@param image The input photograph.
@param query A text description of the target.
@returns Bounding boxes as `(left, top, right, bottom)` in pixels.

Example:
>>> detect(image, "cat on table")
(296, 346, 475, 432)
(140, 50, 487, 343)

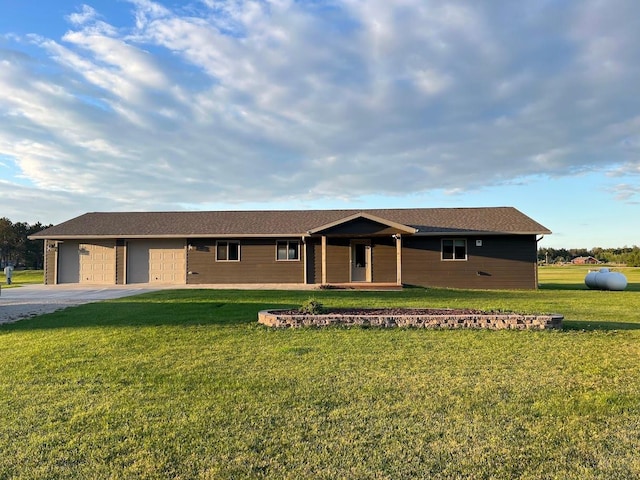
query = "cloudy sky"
(1, 0, 639, 248)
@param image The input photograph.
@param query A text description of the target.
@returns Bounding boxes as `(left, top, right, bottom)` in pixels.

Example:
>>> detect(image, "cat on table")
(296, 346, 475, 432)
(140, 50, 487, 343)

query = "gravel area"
(0, 303, 77, 324)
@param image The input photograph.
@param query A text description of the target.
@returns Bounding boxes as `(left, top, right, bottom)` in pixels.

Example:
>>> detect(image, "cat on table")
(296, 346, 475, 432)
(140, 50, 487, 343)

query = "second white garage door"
(126, 240, 186, 284)
(79, 242, 116, 284)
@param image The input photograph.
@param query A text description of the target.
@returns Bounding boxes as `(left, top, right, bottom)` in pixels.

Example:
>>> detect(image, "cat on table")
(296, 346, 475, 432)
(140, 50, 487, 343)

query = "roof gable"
(308, 212, 417, 235)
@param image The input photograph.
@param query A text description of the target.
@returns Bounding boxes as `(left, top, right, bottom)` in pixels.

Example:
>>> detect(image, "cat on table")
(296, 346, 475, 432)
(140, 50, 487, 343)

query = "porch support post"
(395, 234, 402, 286)
(321, 235, 327, 284)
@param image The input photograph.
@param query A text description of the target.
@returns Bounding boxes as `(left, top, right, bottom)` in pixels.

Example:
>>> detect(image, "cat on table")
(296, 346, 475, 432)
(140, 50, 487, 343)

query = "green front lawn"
(1, 269, 44, 288)
(1, 270, 639, 478)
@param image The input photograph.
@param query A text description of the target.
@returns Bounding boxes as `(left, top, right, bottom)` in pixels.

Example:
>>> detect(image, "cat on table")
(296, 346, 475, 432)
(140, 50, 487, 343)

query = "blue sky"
(1, 0, 639, 249)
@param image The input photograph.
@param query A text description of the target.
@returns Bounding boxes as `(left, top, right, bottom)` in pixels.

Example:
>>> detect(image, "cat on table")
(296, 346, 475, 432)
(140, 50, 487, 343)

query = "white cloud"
(67, 5, 99, 26)
(0, 0, 639, 224)
(609, 183, 640, 204)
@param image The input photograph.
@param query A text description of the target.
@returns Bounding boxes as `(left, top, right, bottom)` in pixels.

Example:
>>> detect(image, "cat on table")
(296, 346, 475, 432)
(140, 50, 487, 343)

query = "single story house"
(29, 207, 551, 290)
(571, 256, 599, 265)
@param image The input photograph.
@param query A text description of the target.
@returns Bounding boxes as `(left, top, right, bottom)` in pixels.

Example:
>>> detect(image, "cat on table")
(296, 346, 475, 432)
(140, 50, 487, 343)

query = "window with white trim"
(216, 241, 240, 261)
(442, 239, 467, 261)
(276, 240, 300, 261)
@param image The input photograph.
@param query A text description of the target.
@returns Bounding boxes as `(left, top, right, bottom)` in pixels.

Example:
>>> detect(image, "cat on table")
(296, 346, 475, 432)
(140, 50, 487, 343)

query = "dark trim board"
(34, 207, 550, 290)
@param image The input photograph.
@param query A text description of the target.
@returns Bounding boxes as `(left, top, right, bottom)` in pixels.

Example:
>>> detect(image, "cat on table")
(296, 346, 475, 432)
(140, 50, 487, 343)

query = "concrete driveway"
(0, 284, 161, 325)
(0, 282, 319, 325)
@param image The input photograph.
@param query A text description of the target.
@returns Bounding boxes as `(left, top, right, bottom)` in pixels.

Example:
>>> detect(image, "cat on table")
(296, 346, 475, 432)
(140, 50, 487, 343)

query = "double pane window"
(216, 241, 240, 261)
(276, 241, 299, 261)
(442, 239, 467, 261)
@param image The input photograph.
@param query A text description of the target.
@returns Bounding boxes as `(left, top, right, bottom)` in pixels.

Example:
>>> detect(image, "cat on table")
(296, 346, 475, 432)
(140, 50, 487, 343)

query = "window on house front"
(276, 240, 300, 261)
(216, 241, 240, 261)
(442, 239, 467, 261)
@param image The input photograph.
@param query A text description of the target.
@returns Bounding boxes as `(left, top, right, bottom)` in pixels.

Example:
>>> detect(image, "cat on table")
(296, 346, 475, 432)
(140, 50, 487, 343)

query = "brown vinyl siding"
(115, 240, 126, 285)
(187, 238, 303, 284)
(305, 238, 322, 284)
(325, 239, 350, 283)
(44, 240, 56, 285)
(402, 235, 539, 289)
(313, 239, 323, 284)
(371, 238, 397, 283)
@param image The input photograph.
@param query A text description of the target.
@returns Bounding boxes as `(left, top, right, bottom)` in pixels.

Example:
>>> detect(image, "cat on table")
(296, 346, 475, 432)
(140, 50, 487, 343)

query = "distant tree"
(0, 218, 50, 269)
(537, 247, 549, 263)
(591, 247, 604, 262)
(26, 222, 48, 269)
(569, 248, 589, 258)
(626, 247, 640, 267)
(538, 245, 640, 266)
(0, 217, 18, 267)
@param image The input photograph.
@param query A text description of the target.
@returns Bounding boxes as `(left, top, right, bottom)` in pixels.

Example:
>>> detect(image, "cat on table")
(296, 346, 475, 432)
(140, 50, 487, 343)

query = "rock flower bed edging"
(258, 309, 563, 330)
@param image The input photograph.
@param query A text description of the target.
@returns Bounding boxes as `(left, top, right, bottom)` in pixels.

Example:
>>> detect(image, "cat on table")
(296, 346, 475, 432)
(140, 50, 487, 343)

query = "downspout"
(302, 236, 307, 285)
(535, 235, 545, 289)
(55, 241, 60, 285)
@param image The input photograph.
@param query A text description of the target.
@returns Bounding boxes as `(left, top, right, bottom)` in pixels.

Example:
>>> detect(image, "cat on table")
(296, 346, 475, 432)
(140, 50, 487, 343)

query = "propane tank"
(585, 268, 627, 291)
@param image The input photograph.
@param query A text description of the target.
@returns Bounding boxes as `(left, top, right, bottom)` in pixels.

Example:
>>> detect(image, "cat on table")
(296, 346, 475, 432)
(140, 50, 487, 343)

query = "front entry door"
(351, 241, 371, 282)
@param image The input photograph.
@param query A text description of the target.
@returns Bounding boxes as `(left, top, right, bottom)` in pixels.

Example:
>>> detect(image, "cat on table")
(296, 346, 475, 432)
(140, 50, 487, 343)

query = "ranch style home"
(30, 207, 551, 290)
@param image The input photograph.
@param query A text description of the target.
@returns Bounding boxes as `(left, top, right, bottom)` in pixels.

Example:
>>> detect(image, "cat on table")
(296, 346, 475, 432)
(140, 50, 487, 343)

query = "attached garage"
(126, 239, 186, 284)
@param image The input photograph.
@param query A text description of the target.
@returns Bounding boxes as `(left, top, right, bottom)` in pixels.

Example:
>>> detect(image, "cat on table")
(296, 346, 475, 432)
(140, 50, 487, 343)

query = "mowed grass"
(1, 268, 640, 478)
(539, 264, 640, 291)
(1, 269, 44, 288)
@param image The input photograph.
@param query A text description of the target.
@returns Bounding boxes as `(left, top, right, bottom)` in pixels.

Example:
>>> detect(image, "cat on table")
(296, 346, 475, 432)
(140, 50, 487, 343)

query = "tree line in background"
(0, 218, 51, 269)
(538, 246, 640, 267)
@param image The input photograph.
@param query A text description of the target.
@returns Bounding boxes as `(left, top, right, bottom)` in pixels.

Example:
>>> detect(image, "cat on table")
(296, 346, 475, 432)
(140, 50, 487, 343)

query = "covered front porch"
(303, 212, 417, 287)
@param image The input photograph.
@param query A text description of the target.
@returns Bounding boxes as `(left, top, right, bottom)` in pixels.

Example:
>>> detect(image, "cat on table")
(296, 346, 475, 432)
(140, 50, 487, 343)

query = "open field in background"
(0, 269, 44, 288)
(539, 264, 640, 291)
(1, 266, 640, 478)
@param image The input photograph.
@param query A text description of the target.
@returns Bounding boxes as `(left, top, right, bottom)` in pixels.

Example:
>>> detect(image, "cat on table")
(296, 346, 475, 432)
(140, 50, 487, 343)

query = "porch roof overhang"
(306, 212, 418, 236)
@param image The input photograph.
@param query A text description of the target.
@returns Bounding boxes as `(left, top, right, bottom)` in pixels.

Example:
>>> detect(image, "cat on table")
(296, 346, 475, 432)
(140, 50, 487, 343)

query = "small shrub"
(299, 298, 324, 315)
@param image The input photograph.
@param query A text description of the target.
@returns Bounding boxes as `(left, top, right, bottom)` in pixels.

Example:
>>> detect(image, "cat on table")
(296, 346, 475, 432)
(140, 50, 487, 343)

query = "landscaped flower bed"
(258, 308, 563, 330)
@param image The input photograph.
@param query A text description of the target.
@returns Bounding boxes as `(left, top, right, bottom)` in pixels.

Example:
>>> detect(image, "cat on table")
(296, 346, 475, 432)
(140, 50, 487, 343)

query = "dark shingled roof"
(30, 207, 551, 239)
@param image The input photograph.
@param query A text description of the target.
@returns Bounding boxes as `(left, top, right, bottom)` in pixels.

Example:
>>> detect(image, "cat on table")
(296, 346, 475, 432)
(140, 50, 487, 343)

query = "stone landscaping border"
(258, 310, 563, 330)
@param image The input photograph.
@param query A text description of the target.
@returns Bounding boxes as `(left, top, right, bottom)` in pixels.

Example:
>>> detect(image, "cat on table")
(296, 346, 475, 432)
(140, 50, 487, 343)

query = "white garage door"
(127, 240, 186, 284)
(79, 242, 116, 284)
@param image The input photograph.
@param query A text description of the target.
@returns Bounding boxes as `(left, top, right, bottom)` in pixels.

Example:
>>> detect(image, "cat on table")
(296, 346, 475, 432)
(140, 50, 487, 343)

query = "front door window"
(351, 241, 371, 282)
